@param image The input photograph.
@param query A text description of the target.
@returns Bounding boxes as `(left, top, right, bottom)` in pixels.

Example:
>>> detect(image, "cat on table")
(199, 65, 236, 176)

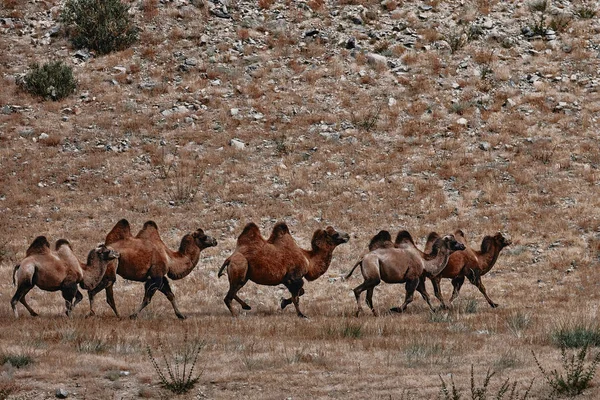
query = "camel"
(87, 219, 217, 319)
(11, 236, 119, 318)
(429, 230, 511, 309)
(345, 230, 464, 316)
(217, 222, 349, 318)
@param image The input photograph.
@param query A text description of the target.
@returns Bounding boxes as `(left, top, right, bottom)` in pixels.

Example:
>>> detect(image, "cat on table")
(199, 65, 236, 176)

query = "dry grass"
(2, 0, 600, 398)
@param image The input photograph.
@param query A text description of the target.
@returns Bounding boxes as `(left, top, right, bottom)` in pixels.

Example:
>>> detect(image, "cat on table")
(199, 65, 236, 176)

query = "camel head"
(90, 243, 120, 263)
(441, 234, 466, 252)
(495, 232, 512, 248)
(480, 232, 512, 254)
(192, 229, 218, 250)
(313, 226, 350, 249)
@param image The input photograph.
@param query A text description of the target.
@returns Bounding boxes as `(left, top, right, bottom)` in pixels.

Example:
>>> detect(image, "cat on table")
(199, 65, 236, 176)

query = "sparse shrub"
(549, 13, 571, 32)
(533, 344, 600, 397)
(506, 311, 532, 338)
(61, 0, 139, 55)
(350, 99, 383, 132)
(574, 5, 596, 19)
(446, 28, 466, 53)
(1, 352, 34, 369)
(19, 61, 76, 101)
(146, 332, 204, 395)
(551, 320, 600, 348)
(438, 365, 534, 400)
(528, 0, 549, 36)
(342, 321, 364, 339)
(166, 165, 200, 206)
(467, 24, 484, 41)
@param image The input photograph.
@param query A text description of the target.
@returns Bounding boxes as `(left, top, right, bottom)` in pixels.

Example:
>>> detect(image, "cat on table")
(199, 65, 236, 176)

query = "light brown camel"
(87, 219, 217, 319)
(429, 230, 511, 309)
(11, 236, 119, 318)
(217, 222, 349, 318)
(345, 230, 464, 316)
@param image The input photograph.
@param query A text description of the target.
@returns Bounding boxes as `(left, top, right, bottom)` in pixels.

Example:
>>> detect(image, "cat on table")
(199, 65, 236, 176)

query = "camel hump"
(368, 230, 393, 251)
(454, 229, 468, 244)
(237, 222, 263, 246)
(26, 236, 51, 256)
(394, 230, 416, 247)
(480, 235, 495, 253)
(55, 239, 73, 251)
(105, 219, 132, 244)
(267, 222, 291, 243)
(136, 221, 161, 241)
(424, 231, 441, 254)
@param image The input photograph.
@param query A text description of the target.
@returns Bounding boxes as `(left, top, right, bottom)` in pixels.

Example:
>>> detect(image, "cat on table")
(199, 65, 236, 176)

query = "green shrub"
(20, 61, 76, 101)
(146, 332, 204, 394)
(1, 352, 34, 369)
(533, 344, 600, 397)
(439, 365, 534, 400)
(61, 0, 139, 55)
(551, 321, 600, 348)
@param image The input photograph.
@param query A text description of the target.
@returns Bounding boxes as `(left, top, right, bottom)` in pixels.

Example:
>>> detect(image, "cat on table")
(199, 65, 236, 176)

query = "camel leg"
(62, 285, 78, 317)
(105, 283, 120, 317)
(11, 283, 37, 318)
(224, 254, 250, 316)
(365, 287, 378, 316)
(416, 277, 436, 312)
(158, 278, 186, 320)
(130, 277, 161, 319)
(283, 278, 306, 318)
(431, 276, 448, 309)
(280, 287, 305, 310)
(468, 271, 498, 308)
(73, 290, 83, 308)
(448, 276, 465, 306)
(86, 277, 114, 317)
(352, 278, 380, 317)
(391, 278, 419, 313)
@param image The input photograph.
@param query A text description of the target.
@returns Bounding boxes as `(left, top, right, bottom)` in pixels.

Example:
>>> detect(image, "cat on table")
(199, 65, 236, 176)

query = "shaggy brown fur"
(88, 219, 217, 319)
(345, 230, 464, 315)
(217, 222, 349, 318)
(430, 230, 512, 309)
(11, 237, 119, 318)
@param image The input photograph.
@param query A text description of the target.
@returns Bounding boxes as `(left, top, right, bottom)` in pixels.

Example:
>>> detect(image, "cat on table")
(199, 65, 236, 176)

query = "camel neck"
(304, 247, 334, 281)
(477, 244, 501, 275)
(166, 240, 201, 280)
(423, 245, 451, 276)
(80, 253, 111, 290)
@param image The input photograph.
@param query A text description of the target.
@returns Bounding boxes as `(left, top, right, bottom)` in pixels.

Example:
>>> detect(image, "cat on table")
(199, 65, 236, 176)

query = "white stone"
(456, 118, 468, 126)
(230, 138, 245, 149)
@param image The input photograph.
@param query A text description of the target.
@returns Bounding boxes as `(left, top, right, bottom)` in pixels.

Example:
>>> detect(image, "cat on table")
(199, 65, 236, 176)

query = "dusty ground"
(1, 0, 600, 398)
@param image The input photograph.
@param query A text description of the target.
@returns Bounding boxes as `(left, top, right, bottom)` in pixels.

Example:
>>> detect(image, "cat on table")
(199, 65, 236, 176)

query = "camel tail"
(12, 264, 20, 286)
(217, 259, 230, 278)
(345, 259, 362, 280)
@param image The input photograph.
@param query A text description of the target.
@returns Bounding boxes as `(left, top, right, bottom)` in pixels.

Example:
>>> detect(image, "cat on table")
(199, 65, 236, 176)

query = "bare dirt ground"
(1, 0, 600, 398)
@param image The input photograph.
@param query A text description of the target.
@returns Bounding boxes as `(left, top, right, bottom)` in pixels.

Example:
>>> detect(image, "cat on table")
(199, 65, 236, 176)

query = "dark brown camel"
(11, 236, 119, 317)
(345, 230, 464, 316)
(429, 230, 511, 309)
(217, 222, 349, 317)
(87, 219, 217, 319)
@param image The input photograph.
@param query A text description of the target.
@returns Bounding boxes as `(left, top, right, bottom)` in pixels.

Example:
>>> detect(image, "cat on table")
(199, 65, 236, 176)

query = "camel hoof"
(85, 312, 95, 318)
(177, 314, 187, 320)
(280, 298, 289, 310)
(129, 314, 138, 320)
(242, 304, 252, 310)
(297, 313, 308, 319)
(490, 303, 499, 308)
(389, 307, 403, 314)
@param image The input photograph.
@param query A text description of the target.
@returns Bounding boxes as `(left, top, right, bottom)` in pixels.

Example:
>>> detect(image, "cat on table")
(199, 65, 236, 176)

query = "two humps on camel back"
(218, 221, 350, 318)
(88, 219, 217, 320)
(11, 236, 119, 318)
(346, 230, 465, 316)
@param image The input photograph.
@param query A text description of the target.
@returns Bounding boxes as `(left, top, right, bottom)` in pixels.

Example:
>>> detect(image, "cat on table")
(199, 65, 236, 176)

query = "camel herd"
(10, 219, 511, 319)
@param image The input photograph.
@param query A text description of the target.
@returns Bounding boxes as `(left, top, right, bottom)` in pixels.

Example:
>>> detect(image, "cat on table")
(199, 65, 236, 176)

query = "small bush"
(533, 344, 600, 397)
(20, 61, 76, 101)
(528, 0, 548, 36)
(61, 0, 139, 55)
(1, 352, 34, 369)
(439, 365, 534, 400)
(551, 321, 600, 348)
(146, 331, 204, 394)
(574, 6, 596, 19)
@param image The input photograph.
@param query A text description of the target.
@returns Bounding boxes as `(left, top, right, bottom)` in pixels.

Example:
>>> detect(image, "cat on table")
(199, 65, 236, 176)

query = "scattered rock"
(230, 138, 245, 149)
(456, 118, 468, 126)
(479, 142, 491, 151)
(56, 388, 68, 399)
